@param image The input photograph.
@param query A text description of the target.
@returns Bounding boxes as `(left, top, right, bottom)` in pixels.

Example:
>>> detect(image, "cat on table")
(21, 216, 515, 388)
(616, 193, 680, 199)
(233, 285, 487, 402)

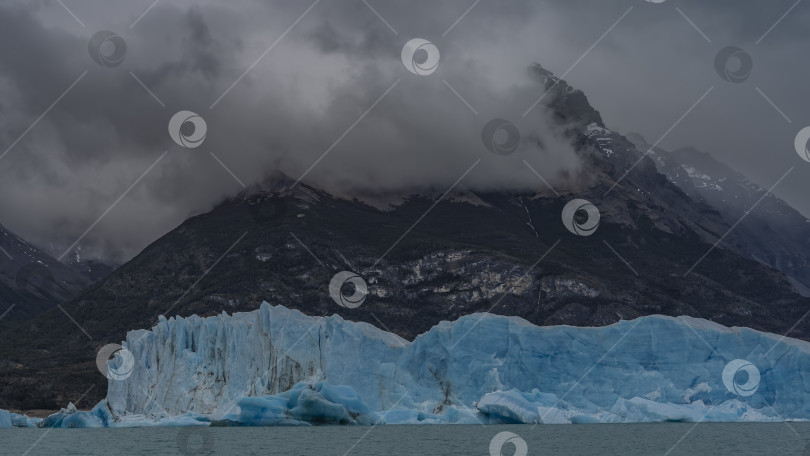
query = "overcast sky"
(0, 0, 808, 262)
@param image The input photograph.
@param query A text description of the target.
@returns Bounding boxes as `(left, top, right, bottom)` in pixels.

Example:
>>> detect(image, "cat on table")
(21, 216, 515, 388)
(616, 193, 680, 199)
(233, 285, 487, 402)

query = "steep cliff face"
(101, 304, 810, 424)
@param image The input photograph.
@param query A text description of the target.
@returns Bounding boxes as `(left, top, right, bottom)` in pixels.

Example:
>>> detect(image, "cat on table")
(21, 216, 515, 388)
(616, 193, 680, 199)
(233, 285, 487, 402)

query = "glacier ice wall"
(0, 408, 10, 428)
(106, 303, 810, 423)
(108, 305, 407, 418)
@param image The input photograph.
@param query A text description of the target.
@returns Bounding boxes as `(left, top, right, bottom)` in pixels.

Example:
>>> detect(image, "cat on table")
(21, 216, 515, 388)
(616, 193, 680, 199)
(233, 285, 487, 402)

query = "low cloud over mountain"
(0, 0, 807, 261)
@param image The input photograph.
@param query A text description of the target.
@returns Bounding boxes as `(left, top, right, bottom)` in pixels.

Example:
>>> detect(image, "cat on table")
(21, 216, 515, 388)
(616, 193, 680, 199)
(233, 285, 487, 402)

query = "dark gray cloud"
(0, 0, 807, 262)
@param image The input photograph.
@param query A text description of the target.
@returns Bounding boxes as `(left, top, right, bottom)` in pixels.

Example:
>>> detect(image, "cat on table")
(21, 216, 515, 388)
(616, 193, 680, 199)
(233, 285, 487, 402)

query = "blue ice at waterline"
(7, 303, 810, 428)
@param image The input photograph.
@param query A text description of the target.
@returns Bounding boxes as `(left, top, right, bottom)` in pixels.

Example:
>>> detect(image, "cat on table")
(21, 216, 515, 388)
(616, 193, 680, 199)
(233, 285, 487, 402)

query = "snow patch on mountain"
(682, 165, 724, 191)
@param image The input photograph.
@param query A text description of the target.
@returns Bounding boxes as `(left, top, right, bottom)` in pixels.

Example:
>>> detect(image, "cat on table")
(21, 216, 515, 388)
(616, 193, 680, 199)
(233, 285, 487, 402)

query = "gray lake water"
(2, 423, 810, 456)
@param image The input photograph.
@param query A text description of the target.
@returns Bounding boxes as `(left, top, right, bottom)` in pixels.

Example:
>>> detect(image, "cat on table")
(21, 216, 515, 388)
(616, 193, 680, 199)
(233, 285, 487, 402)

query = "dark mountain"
(1, 65, 809, 410)
(628, 134, 810, 294)
(0, 224, 90, 332)
(61, 250, 117, 284)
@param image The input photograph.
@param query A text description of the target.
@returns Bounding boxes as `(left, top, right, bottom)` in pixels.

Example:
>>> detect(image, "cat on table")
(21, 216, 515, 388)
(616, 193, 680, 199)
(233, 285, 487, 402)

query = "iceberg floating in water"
(34, 303, 810, 427)
(39, 401, 113, 428)
(222, 381, 379, 426)
(10, 412, 42, 428)
(0, 409, 42, 428)
(35, 400, 210, 429)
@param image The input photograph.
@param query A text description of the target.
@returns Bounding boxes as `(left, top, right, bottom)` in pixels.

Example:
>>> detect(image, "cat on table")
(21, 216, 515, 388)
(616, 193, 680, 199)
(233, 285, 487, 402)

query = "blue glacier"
(0, 408, 10, 429)
(224, 381, 379, 426)
(10, 412, 41, 427)
(0, 409, 41, 428)
(24, 303, 810, 427)
(38, 401, 115, 428)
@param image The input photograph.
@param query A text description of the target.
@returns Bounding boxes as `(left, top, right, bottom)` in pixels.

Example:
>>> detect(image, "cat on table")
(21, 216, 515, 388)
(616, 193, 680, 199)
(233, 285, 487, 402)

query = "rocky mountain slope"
(0, 224, 90, 331)
(1, 65, 809, 410)
(61, 249, 116, 284)
(628, 134, 810, 293)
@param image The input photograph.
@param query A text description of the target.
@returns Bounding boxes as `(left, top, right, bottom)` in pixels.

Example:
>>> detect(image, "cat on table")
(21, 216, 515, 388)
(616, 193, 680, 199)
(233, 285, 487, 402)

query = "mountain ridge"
(628, 133, 810, 290)
(0, 223, 93, 331)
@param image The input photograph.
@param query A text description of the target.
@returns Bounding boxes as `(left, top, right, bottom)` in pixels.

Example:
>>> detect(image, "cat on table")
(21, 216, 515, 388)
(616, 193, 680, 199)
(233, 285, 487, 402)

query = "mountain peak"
(240, 170, 299, 197)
